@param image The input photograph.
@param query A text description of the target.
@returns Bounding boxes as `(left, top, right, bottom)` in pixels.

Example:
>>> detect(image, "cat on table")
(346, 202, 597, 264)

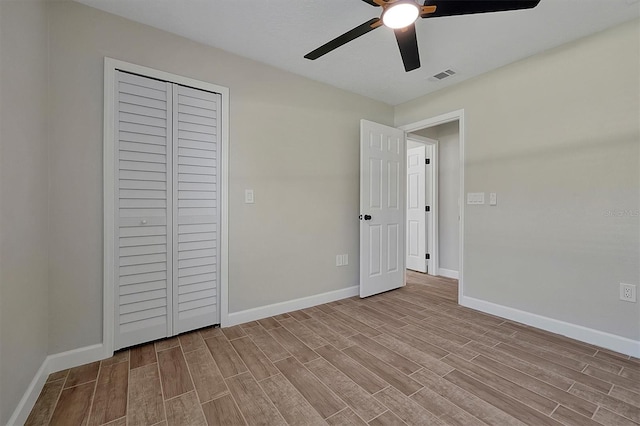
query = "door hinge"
(425, 206, 430, 212)
(426, 253, 430, 260)
(425, 158, 430, 165)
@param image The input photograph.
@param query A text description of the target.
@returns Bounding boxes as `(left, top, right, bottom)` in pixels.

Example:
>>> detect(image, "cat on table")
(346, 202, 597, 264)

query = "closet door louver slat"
(115, 71, 173, 350)
(172, 84, 221, 334)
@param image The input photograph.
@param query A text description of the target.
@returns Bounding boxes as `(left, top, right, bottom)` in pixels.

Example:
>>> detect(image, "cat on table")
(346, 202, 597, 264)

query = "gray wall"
(416, 123, 460, 273)
(0, 0, 50, 423)
(47, 1, 393, 354)
(436, 123, 460, 273)
(396, 19, 640, 340)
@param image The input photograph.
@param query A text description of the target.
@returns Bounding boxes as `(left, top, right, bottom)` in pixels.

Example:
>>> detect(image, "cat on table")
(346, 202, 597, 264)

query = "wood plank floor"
(27, 272, 640, 425)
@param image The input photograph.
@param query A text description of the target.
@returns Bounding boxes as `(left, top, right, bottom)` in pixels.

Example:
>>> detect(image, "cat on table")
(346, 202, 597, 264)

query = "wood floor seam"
(224, 370, 252, 380)
(179, 342, 200, 405)
(85, 362, 101, 426)
(196, 390, 231, 405)
(62, 379, 98, 390)
(124, 357, 131, 426)
(156, 360, 168, 425)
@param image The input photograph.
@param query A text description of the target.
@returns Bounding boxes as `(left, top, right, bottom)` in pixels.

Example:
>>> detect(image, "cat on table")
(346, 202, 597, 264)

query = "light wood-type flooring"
(27, 272, 640, 425)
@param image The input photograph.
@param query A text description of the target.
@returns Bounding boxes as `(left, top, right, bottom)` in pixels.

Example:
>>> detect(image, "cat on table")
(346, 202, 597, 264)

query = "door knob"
(140, 219, 147, 225)
(364, 215, 372, 220)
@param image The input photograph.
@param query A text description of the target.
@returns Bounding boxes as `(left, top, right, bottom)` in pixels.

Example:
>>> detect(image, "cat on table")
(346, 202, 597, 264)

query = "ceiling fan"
(304, 0, 541, 72)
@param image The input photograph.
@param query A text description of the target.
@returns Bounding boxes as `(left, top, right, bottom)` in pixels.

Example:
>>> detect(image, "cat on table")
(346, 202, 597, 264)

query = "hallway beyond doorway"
(406, 269, 458, 303)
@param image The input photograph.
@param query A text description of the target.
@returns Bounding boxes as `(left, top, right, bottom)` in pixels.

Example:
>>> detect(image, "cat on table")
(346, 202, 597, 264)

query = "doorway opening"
(400, 110, 464, 301)
(405, 134, 437, 275)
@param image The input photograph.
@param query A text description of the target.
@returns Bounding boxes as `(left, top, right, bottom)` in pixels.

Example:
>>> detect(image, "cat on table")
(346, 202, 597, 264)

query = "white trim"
(45, 344, 105, 374)
(402, 131, 407, 286)
(438, 268, 459, 279)
(7, 344, 105, 425)
(219, 80, 230, 327)
(406, 134, 439, 277)
(399, 109, 465, 303)
(103, 60, 115, 358)
(460, 296, 640, 358)
(103, 57, 231, 351)
(7, 361, 48, 426)
(227, 286, 359, 327)
(405, 142, 427, 274)
(431, 141, 439, 277)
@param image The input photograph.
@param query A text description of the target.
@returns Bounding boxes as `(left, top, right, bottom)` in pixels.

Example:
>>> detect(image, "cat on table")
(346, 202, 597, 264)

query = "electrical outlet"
(620, 283, 637, 302)
(244, 189, 254, 204)
(467, 192, 485, 205)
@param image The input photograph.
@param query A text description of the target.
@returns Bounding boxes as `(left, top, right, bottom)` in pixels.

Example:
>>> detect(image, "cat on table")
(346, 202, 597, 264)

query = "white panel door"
(406, 145, 426, 272)
(115, 71, 172, 349)
(172, 84, 221, 333)
(360, 120, 405, 298)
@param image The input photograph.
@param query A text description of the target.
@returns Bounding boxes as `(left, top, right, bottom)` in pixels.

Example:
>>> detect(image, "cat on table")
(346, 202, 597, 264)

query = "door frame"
(103, 58, 230, 357)
(406, 134, 439, 276)
(399, 109, 464, 302)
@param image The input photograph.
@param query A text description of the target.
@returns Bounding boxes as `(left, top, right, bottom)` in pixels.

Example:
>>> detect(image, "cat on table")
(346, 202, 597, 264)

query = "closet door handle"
(140, 219, 148, 225)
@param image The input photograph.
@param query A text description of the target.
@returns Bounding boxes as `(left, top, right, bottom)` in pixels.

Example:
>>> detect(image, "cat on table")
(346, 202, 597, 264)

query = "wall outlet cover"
(620, 283, 637, 302)
(244, 189, 254, 204)
(467, 192, 485, 205)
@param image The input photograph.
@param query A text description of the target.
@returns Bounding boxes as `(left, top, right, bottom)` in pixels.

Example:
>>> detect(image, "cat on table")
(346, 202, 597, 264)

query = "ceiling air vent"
(432, 69, 456, 80)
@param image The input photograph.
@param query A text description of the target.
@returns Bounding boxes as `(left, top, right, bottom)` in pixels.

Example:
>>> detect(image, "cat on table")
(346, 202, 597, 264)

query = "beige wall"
(396, 19, 640, 340)
(0, 0, 50, 422)
(47, 1, 393, 353)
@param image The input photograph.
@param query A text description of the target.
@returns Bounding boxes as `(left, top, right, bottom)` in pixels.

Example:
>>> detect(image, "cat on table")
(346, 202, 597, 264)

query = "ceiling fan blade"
(305, 18, 382, 60)
(361, 0, 383, 6)
(394, 23, 420, 72)
(422, 0, 540, 18)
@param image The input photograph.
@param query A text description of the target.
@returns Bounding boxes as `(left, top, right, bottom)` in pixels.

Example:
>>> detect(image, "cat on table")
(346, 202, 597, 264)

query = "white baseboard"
(45, 343, 107, 374)
(8, 344, 106, 426)
(226, 285, 359, 327)
(6, 358, 49, 426)
(460, 295, 640, 358)
(438, 268, 459, 279)
(11, 285, 360, 423)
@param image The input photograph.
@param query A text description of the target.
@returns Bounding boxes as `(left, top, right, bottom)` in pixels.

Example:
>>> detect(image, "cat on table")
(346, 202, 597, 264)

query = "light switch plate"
(244, 189, 254, 204)
(467, 192, 485, 205)
(489, 192, 497, 206)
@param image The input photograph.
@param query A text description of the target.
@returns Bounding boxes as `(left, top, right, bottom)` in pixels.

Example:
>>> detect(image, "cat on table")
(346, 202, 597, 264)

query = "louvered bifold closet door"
(172, 85, 221, 333)
(115, 71, 172, 350)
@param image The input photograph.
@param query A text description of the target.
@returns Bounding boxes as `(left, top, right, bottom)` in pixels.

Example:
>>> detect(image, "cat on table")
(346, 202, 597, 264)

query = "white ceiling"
(75, 0, 639, 105)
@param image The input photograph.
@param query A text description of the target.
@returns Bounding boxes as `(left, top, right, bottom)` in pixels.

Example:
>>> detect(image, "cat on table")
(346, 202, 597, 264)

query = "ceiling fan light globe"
(382, 2, 420, 29)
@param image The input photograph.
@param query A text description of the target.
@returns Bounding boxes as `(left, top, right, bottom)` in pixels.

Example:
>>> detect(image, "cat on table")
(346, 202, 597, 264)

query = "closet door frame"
(103, 58, 230, 357)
